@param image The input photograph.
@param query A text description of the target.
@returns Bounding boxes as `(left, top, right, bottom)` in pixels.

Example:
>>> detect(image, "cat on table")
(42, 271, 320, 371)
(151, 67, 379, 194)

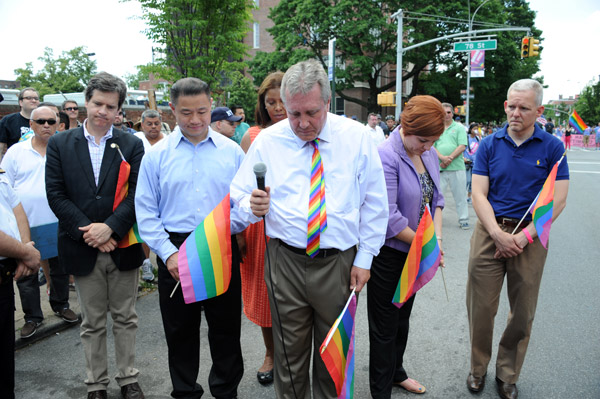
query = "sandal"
(395, 378, 426, 394)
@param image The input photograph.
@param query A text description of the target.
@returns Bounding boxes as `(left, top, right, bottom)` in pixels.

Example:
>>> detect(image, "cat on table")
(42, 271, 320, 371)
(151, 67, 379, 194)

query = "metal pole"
(392, 9, 403, 120)
(332, 40, 336, 113)
(466, 0, 491, 126)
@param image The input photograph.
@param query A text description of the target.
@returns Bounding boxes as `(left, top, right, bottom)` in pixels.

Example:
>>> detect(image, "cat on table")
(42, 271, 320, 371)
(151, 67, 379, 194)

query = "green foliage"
(123, 66, 150, 89)
(575, 81, 600, 125)
(134, 0, 254, 90)
(14, 47, 97, 98)
(251, 0, 542, 120)
(221, 71, 258, 124)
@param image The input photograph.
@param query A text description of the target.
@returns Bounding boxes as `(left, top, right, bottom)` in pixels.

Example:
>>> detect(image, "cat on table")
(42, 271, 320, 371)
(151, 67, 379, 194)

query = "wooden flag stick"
(110, 143, 126, 161)
(440, 267, 449, 302)
(170, 281, 180, 298)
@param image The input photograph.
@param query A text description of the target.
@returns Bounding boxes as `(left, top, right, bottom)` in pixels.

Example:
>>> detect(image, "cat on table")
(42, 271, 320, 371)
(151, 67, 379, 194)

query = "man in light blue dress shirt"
(135, 77, 246, 399)
(230, 59, 388, 399)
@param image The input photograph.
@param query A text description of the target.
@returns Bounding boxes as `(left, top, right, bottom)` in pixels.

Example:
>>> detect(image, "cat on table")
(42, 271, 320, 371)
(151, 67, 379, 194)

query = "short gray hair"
(280, 59, 331, 105)
(141, 109, 161, 122)
(507, 79, 543, 106)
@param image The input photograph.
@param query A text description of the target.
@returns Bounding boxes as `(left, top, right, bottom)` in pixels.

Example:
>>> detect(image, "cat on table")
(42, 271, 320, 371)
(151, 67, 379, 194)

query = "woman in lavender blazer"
(368, 96, 446, 398)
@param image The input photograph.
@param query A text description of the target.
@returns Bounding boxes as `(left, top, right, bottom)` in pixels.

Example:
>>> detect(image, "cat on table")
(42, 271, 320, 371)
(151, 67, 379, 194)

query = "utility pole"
(391, 9, 403, 120)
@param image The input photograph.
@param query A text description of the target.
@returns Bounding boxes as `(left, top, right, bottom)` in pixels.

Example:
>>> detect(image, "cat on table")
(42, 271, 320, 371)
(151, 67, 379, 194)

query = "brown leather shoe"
(87, 390, 107, 399)
(496, 377, 518, 399)
(467, 373, 486, 392)
(121, 382, 145, 399)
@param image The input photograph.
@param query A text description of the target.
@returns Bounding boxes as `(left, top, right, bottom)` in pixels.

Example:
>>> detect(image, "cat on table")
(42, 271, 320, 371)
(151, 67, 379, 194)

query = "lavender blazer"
(377, 129, 445, 253)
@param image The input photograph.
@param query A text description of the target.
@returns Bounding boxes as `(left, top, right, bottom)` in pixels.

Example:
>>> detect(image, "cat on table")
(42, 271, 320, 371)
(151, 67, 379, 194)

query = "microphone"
(253, 162, 267, 191)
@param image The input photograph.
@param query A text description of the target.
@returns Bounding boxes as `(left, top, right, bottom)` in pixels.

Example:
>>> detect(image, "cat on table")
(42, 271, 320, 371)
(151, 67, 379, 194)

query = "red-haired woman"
(368, 95, 446, 397)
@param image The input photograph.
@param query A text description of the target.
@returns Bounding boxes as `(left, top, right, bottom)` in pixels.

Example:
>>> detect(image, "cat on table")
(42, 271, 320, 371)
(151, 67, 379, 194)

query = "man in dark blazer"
(46, 72, 146, 399)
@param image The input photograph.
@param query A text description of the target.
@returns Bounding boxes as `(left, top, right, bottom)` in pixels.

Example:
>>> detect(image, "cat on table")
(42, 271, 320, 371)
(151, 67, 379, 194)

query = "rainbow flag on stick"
(529, 156, 563, 249)
(111, 144, 143, 248)
(392, 205, 441, 309)
(569, 110, 588, 134)
(320, 288, 357, 399)
(177, 194, 232, 304)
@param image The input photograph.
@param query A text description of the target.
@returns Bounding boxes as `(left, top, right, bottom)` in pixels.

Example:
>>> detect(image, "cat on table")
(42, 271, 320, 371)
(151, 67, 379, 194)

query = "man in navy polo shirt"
(465, 79, 569, 399)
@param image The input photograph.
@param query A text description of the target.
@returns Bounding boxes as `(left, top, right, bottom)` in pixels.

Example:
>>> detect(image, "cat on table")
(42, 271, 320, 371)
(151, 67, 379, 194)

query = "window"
(253, 22, 260, 49)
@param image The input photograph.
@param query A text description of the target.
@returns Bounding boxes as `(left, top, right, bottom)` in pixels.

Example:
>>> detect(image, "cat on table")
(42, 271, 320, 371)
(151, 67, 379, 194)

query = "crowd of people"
(0, 61, 570, 399)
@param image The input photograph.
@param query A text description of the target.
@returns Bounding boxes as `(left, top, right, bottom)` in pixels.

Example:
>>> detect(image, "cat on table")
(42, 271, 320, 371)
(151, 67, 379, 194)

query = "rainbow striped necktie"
(307, 139, 327, 257)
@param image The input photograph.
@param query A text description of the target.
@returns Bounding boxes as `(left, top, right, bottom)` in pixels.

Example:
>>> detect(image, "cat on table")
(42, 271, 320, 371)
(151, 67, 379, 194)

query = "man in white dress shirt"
(365, 112, 386, 146)
(230, 59, 388, 399)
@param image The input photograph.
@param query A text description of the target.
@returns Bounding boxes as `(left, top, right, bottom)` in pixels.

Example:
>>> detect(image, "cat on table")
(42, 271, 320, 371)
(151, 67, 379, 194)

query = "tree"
(250, 0, 541, 119)
(123, 66, 150, 89)
(134, 0, 254, 90)
(221, 71, 258, 124)
(575, 81, 600, 126)
(14, 46, 97, 98)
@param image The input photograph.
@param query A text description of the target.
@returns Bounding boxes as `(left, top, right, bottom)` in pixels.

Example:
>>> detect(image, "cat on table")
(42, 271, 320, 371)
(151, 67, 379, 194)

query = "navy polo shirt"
(473, 124, 569, 220)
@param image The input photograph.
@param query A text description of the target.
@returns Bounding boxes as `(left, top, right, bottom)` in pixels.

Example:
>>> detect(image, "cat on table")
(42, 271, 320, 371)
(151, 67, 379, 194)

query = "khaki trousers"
(265, 239, 355, 399)
(466, 221, 547, 384)
(74, 252, 140, 391)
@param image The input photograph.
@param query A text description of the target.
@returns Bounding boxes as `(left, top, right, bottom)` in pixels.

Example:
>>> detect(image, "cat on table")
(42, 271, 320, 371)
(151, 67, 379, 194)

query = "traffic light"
(377, 92, 396, 106)
(521, 37, 530, 58)
(528, 37, 540, 57)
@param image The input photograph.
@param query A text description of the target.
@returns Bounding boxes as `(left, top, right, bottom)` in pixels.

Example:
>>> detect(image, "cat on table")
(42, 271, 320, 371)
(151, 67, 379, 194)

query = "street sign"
(453, 39, 497, 52)
(461, 94, 475, 100)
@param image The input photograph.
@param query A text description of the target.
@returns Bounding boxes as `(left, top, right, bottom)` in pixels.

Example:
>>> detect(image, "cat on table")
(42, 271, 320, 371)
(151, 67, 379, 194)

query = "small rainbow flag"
(320, 289, 357, 399)
(112, 157, 143, 248)
(569, 110, 588, 134)
(392, 205, 441, 308)
(177, 194, 232, 304)
(530, 157, 563, 249)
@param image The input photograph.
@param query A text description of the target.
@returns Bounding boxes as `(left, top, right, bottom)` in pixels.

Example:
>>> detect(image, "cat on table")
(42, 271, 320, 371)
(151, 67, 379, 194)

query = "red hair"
(401, 95, 445, 137)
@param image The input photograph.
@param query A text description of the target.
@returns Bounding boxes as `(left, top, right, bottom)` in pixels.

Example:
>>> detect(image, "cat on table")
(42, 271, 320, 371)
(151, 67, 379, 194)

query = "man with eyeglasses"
(0, 87, 40, 162)
(210, 106, 242, 139)
(62, 100, 82, 129)
(1, 106, 78, 340)
(434, 103, 470, 230)
(114, 109, 137, 134)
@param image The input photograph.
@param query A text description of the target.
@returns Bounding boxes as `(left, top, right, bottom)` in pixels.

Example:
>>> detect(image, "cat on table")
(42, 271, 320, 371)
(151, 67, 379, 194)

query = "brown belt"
(278, 239, 340, 258)
(495, 216, 522, 228)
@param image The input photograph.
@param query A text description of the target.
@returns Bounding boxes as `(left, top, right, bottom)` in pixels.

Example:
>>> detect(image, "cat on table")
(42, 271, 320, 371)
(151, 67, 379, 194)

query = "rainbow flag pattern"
(307, 139, 327, 257)
(530, 159, 560, 249)
(320, 290, 357, 399)
(178, 194, 232, 304)
(569, 110, 588, 134)
(392, 206, 441, 309)
(112, 159, 143, 248)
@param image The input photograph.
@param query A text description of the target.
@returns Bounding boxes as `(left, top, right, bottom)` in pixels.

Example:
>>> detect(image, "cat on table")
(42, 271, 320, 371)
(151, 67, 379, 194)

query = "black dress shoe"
(87, 390, 107, 399)
(467, 373, 486, 392)
(121, 382, 145, 399)
(496, 377, 518, 399)
(257, 369, 274, 385)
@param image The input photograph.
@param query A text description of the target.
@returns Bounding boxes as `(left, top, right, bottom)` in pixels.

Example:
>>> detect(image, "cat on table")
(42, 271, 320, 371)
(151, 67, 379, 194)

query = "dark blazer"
(46, 127, 145, 276)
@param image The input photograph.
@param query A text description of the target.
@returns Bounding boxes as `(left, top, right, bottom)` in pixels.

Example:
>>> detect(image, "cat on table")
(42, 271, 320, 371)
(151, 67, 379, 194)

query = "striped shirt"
(83, 120, 113, 186)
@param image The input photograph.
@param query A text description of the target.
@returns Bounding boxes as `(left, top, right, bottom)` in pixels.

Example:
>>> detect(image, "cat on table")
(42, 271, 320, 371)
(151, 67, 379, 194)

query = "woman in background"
(240, 71, 287, 385)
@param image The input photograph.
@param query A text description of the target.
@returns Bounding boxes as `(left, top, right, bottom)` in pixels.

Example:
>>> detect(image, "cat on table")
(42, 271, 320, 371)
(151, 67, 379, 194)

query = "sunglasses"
(33, 119, 57, 125)
(64, 107, 79, 111)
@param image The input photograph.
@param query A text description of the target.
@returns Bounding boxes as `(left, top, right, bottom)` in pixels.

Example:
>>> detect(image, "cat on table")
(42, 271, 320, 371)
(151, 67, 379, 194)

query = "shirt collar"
(170, 125, 218, 150)
(290, 113, 333, 148)
(495, 124, 545, 144)
(83, 119, 113, 143)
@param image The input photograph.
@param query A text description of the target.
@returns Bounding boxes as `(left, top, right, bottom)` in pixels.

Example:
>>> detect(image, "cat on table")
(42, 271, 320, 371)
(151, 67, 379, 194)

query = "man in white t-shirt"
(1, 106, 77, 339)
(134, 109, 166, 282)
(365, 112, 385, 146)
(134, 109, 166, 152)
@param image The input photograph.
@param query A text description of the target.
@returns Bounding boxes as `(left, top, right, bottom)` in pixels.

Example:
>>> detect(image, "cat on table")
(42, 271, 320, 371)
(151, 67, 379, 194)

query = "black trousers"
(158, 232, 243, 399)
(367, 245, 416, 399)
(16, 256, 69, 323)
(0, 259, 16, 399)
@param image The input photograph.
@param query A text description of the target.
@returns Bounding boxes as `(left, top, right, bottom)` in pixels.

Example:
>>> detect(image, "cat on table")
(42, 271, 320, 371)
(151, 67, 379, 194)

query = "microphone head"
(253, 162, 267, 178)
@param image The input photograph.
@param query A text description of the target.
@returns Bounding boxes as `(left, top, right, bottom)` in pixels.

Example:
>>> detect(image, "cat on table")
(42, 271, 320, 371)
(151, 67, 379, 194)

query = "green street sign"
(453, 40, 497, 52)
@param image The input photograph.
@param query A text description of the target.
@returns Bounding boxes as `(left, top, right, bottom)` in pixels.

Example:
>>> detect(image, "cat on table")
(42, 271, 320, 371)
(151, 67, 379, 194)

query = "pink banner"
(471, 50, 485, 77)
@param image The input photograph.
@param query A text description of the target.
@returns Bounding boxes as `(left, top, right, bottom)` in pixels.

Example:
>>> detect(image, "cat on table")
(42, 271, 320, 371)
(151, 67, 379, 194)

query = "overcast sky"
(0, 0, 598, 103)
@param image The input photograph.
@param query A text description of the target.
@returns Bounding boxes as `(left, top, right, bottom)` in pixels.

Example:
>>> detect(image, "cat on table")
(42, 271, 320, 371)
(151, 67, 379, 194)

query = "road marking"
(568, 161, 600, 165)
(570, 170, 600, 174)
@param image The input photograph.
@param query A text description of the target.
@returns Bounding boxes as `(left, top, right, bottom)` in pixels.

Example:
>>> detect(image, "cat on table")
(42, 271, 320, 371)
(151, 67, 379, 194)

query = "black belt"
(278, 239, 340, 258)
(495, 216, 526, 228)
(0, 258, 17, 285)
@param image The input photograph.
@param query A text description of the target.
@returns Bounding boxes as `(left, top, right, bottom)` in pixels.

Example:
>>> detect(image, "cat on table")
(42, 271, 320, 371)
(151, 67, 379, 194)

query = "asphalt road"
(14, 148, 600, 398)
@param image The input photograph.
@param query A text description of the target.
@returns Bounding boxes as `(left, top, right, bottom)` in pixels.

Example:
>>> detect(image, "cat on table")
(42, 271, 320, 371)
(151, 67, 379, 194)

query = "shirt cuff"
(158, 243, 179, 265)
(353, 249, 374, 270)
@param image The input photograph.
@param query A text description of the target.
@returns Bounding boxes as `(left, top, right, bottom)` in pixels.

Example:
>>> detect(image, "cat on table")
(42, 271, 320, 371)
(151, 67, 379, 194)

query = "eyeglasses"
(33, 119, 57, 125)
(64, 107, 79, 111)
(22, 96, 39, 101)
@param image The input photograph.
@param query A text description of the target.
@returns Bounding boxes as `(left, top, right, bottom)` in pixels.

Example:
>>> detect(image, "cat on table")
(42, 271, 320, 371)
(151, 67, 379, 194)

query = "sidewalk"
(14, 254, 158, 350)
